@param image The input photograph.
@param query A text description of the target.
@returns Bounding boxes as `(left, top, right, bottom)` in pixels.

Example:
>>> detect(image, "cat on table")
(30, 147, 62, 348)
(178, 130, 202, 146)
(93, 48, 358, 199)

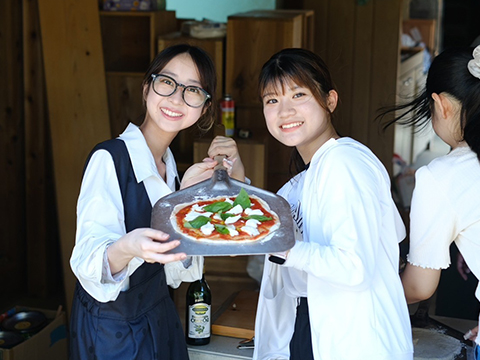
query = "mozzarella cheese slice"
(227, 204, 243, 215)
(200, 222, 215, 235)
(226, 225, 239, 236)
(244, 207, 263, 216)
(185, 210, 212, 222)
(225, 215, 241, 224)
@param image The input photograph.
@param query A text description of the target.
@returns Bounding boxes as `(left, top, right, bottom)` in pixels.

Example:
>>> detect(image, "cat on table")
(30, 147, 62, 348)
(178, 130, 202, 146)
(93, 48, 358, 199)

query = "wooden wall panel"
(0, 0, 26, 297)
(23, 0, 62, 298)
(285, 0, 401, 174)
(38, 0, 111, 315)
(106, 73, 144, 138)
(367, 0, 402, 170)
(351, 3, 374, 143)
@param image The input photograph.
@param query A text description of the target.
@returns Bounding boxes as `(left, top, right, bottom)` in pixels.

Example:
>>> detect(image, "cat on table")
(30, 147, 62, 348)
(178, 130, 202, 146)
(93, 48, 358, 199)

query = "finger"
(151, 238, 181, 253)
(144, 228, 170, 242)
(154, 252, 188, 264)
(202, 157, 216, 164)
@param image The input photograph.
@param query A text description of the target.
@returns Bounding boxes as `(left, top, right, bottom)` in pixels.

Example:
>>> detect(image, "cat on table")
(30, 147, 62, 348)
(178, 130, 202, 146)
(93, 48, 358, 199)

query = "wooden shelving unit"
(100, 11, 177, 73)
(99, 11, 177, 136)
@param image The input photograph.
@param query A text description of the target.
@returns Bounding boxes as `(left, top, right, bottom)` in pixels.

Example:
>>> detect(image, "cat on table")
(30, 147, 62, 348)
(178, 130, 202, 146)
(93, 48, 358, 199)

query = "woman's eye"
(293, 92, 306, 99)
(160, 79, 173, 86)
(186, 87, 200, 94)
(265, 98, 277, 105)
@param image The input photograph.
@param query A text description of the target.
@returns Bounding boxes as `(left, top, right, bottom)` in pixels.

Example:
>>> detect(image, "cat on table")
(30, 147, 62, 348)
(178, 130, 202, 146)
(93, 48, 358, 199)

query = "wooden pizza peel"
(151, 158, 295, 256)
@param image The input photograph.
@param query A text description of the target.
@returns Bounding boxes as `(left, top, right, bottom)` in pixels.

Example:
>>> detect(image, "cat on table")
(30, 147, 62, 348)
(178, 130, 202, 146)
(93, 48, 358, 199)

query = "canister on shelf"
(220, 94, 235, 137)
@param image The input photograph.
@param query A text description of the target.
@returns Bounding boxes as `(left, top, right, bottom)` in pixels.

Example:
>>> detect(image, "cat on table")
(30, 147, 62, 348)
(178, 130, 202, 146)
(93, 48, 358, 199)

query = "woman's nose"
(278, 102, 295, 118)
(169, 86, 184, 104)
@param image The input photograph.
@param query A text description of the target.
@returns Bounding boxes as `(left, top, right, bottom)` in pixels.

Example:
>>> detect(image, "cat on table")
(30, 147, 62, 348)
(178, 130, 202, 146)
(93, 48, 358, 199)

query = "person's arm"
(402, 166, 455, 304)
(284, 147, 389, 290)
(71, 150, 185, 302)
(401, 263, 441, 304)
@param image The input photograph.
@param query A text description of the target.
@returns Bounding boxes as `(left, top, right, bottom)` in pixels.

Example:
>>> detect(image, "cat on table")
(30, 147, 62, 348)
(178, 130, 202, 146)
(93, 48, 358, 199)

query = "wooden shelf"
(99, 10, 177, 136)
(99, 10, 176, 73)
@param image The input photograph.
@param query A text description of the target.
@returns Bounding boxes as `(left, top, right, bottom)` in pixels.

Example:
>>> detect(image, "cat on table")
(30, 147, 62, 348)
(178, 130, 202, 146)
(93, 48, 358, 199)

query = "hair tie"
(467, 45, 480, 80)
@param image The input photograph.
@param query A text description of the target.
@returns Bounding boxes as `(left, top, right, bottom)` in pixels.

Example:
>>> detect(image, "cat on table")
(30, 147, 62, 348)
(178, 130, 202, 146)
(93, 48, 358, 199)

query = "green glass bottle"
(185, 271, 212, 345)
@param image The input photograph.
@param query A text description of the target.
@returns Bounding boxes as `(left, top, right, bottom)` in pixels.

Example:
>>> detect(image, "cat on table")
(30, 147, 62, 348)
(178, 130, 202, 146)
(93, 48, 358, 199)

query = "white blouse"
(70, 123, 202, 303)
(407, 145, 480, 344)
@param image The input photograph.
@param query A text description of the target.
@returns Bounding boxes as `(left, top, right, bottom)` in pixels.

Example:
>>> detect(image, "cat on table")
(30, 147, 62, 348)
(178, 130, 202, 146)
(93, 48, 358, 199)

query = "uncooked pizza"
(170, 188, 280, 243)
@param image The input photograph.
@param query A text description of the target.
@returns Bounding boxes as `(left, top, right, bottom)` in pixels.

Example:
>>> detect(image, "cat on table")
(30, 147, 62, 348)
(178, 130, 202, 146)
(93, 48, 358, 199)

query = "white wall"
(166, 0, 276, 23)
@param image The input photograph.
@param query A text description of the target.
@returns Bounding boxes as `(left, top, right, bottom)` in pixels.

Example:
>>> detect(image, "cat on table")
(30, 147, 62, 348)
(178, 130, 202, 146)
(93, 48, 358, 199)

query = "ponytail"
(377, 46, 480, 162)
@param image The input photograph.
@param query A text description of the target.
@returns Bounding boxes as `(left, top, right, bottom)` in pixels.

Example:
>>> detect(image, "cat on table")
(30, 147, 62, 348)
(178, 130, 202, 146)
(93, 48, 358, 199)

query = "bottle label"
(221, 109, 235, 137)
(187, 303, 211, 338)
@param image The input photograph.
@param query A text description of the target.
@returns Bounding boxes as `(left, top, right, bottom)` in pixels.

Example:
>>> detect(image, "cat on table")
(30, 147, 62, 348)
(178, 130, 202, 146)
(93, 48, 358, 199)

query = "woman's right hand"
(107, 228, 187, 275)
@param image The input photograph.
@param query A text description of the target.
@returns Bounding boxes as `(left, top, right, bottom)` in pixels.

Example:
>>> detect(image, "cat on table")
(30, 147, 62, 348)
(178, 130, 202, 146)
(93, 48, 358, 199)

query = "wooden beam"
(38, 0, 111, 315)
(0, 0, 26, 297)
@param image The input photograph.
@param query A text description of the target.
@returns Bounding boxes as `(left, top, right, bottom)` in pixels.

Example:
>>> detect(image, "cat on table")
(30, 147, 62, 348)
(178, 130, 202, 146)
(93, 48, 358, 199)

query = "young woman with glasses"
(69, 44, 245, 360)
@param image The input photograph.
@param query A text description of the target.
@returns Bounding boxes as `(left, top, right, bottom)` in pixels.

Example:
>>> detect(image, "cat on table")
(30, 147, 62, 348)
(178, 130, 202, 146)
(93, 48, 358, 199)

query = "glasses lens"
(153, 75, 176, 96)
(184, 86, 208, 107)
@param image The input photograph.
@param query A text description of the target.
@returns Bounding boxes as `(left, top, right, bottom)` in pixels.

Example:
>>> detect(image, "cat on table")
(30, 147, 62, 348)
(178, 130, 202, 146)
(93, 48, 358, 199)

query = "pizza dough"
(413, 328, 463, 360)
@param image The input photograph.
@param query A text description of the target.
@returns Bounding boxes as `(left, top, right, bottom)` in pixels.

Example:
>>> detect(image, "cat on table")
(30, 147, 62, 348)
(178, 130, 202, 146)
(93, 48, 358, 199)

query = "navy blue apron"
(69, 139, 188, 360)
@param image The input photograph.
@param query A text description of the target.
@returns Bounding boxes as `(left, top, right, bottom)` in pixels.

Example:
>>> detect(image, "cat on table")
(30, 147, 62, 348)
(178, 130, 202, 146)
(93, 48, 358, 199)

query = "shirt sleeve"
(70, 149, 144, 303)
(406, 166, 455, 269)
(284, 148, 391, 290)
(165, 256, 203, 288)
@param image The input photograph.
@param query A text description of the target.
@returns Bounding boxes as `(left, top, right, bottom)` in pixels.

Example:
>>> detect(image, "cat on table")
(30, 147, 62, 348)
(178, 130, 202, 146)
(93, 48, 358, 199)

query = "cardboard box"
(102, 0, 152, 11)
(0, 306, 68, 360)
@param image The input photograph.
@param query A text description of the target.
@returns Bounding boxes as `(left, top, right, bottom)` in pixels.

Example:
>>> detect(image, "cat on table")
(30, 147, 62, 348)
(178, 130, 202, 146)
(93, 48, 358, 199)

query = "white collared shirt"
(70, 123, 202, 303)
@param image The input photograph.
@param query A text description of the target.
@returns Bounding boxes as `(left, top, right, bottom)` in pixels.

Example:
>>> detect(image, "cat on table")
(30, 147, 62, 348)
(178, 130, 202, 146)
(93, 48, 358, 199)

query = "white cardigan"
(254, 138, 413, 360)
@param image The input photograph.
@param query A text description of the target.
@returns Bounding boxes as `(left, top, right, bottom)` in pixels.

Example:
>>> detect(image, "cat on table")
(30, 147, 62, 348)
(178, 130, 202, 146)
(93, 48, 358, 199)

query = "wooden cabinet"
(99, 11, 177, 136)
(100, 10, 177, 73)
(226, 10, 312, 109)
(225, 10, 314, 192)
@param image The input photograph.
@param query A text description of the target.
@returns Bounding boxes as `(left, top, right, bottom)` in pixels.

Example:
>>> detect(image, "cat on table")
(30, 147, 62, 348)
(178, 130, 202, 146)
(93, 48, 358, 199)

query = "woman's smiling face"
(262, 79, 338, 163)
(144, 53, 206, 135)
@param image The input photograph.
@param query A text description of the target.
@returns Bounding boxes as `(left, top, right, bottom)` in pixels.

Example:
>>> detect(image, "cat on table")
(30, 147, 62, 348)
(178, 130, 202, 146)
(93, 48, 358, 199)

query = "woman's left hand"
(180, 158, 216, 189)
(207, 136, 245, 181)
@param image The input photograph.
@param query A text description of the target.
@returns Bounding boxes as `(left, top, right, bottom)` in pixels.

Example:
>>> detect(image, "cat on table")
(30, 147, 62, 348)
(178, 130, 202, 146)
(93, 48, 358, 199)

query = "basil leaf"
(220, 212, 236, 221)
(203, 201, 233, 213)
(233, 188, 251, 209)
(244, 215, 272, 222)
(214, 224, 230, 235)
(186, 216, 211, 229)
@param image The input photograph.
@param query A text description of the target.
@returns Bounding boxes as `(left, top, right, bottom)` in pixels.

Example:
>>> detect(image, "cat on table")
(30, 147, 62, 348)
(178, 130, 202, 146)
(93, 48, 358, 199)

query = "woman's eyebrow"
(160, 70, 202, 86)
(262, 91, 277, 99)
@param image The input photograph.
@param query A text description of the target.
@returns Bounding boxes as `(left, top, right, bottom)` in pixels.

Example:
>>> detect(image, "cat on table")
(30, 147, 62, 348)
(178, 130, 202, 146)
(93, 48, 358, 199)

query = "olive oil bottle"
(185, 270, 212, 345)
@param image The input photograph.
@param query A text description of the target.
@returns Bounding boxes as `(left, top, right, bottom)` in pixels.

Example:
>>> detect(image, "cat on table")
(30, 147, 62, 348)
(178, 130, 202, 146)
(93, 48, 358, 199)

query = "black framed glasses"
(151, 74, 211, 108)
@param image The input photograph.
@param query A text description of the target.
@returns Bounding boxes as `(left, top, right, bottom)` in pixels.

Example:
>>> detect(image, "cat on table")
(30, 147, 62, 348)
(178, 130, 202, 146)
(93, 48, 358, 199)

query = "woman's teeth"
(281, 122, 303, 129)
(161, 108, 182, 117)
